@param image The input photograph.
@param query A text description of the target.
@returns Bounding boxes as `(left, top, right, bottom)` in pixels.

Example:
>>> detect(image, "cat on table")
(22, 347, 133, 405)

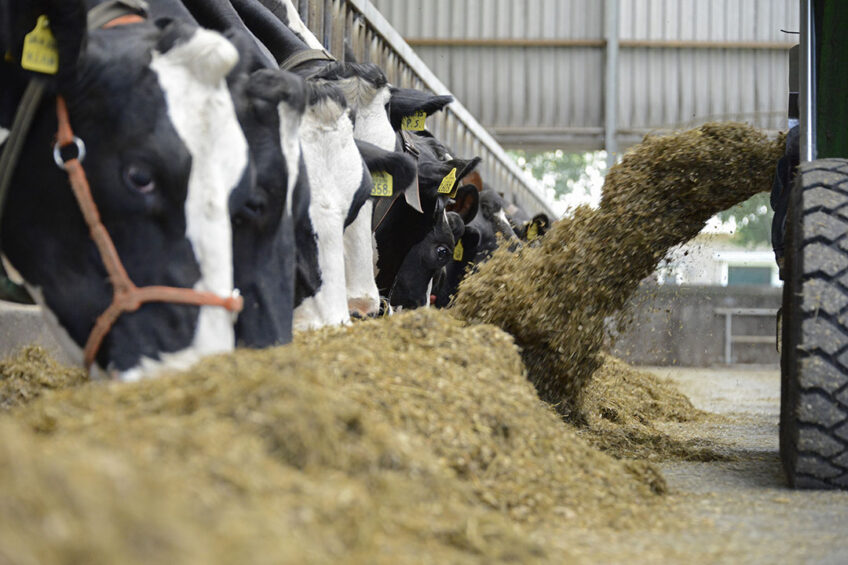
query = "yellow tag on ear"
(401, 111, 427, 131)
(453, 240, 464, 261)
(21, 16, 59, 75)
(370, 171, 393, 197)
(526, 222, 539, 241)
(437, 167, 457, 194)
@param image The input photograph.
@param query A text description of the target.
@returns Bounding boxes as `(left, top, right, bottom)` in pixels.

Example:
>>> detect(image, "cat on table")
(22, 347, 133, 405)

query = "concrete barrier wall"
(0, 302, 73, 364)
(2, 284, 781, 368)
(610, 284, 781, 366)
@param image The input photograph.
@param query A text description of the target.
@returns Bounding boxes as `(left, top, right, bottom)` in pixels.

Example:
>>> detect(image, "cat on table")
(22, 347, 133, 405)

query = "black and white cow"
(374, 127, 481, 309)
(227, 64, 306, 348)
(1, 5, 250, 379)
(290, 82, 372, 329)
(467, 184, 520, 262)
(432, 184, 523, 307)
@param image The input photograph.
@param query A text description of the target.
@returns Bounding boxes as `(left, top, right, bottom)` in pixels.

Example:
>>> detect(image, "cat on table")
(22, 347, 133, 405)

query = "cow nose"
(348, 297, 379, 319)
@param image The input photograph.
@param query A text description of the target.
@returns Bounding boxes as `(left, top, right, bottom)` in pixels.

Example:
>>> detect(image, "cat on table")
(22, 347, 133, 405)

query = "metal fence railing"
(294, 0, 557, 218)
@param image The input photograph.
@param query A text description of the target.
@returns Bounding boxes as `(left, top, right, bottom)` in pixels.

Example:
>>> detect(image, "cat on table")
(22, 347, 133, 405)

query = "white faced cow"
(1, 8, 247, 379)
(292, 83, 372, 329)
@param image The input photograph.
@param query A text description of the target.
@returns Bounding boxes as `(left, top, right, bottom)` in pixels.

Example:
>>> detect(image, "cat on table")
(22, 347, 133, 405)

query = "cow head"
(468, 185, 521, 263)
(308, 63, 396, 321)
(375, 131, 480, 308)
(311, 62, 394, 151)
(388, 199, 465, 310)
(228, 62, 306, 348)
(292, 82, 371, 330)
(1, 17, 248, 379)
(434, 223, 482, 308)
(354, 139, 417, 317)
(523, 213, 551, 242)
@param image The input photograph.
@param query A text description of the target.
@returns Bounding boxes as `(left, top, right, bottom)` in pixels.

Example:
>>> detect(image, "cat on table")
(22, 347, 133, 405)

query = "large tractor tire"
(781, 158, 848, 489)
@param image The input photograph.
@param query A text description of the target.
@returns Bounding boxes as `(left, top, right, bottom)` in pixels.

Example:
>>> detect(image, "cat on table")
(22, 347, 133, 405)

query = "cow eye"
(124, 164, 155, 194)
(435, 245, 450, 262)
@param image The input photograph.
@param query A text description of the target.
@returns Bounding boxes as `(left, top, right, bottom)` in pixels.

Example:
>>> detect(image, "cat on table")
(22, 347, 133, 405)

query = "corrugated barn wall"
(371, 0, 798, 154)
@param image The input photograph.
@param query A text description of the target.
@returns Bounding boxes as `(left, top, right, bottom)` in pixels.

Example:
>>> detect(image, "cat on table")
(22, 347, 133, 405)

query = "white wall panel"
(373, 0, 798, 150)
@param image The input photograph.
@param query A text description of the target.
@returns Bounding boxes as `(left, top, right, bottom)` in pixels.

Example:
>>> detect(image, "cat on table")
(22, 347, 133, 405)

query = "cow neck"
(371, 131, 422, 233)
(279, 48, 335, 72)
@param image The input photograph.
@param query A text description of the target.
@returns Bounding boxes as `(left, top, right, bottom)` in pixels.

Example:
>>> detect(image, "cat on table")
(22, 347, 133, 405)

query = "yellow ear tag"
(401, 110, 427, 131)
(21, 16, 59, 75)
(453, 240, 464, 261)
(437, 167, 457, 194)
(526, 222, 539, 241)
(370, 171, 393, 197)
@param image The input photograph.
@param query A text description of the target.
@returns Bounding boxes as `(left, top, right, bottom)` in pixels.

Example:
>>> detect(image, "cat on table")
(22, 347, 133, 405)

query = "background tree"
(717, 192, 773, 247)
(510, 150, 603, 199)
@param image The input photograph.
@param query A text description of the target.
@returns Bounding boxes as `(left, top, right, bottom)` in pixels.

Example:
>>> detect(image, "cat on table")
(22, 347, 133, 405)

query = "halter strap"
(86, 0, 148, 31)
(280, 48, 335, 72)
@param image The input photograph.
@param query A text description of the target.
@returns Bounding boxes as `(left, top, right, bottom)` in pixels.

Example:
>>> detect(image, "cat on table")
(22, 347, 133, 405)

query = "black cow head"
(1, 16, 249, 378)
(388, 199, 465, 309)
(466, 185, 520, 263)
(228, 61, 306, 348)
(434, 224, 482, 308)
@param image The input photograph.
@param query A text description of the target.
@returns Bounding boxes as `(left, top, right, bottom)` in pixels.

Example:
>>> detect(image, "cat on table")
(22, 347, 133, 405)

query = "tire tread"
(782, 159, 848, 489)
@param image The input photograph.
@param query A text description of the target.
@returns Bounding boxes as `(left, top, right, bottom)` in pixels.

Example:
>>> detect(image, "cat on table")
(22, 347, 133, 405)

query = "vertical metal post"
(604, 0, 620, 170)
(725, 312, 733, 364)
(800, 0, 816, 162)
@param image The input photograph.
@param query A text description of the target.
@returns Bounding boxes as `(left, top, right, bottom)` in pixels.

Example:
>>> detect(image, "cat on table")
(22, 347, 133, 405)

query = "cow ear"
(448, 156, 482, 193)
(388, 87, 454, 130)
(447, 184, 479, 224)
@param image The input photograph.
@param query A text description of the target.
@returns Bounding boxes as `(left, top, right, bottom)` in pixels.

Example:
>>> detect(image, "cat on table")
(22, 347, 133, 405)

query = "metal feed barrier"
(714, 307, 779, 365)
(294, 0, 556, 218)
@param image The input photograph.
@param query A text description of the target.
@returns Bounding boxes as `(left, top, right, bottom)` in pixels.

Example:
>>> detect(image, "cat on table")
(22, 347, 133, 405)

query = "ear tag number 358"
(401, 111, 427, 131)
(371, 171, 393, 197)
(22, 15, 58, 75)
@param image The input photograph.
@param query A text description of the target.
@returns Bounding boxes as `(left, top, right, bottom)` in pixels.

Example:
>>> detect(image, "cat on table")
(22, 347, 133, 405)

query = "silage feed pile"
(453, 122, 784, 416)
(0, 310, 665, 565)
(578, 355, 722, 461)
(0, 346, 87, 410)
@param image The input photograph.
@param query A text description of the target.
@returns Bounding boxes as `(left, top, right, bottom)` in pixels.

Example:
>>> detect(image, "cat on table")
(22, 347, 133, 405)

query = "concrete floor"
(628, 366, 848, 564)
